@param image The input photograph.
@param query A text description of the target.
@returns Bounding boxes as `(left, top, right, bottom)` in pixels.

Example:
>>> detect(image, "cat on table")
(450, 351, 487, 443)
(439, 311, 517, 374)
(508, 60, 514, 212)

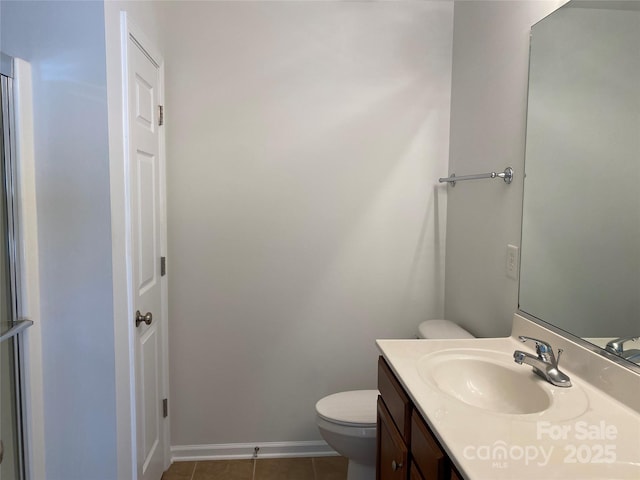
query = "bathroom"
(0, 0, 638, 479)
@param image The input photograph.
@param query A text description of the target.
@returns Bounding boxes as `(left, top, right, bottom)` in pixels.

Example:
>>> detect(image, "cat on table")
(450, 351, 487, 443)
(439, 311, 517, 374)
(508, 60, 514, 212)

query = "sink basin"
(417, 349, 552, 414)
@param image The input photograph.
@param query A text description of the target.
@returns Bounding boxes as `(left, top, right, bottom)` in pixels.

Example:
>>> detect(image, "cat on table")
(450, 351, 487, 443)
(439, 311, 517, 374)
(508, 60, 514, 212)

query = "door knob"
(135, 310, 153, 327)
(391, 460, 403, 471)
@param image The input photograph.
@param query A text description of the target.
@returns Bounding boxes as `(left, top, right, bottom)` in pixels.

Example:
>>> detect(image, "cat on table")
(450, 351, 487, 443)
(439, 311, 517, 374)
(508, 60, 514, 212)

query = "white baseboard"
(171, 440, 337, 462)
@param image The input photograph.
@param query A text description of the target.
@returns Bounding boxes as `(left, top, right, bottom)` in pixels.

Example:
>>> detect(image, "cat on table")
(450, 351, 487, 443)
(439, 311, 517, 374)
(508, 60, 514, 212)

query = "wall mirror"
(519, 0, 640, 367)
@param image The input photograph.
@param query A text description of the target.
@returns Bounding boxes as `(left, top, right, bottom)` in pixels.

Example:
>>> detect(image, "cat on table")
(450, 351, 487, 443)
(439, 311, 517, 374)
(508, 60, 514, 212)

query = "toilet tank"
(417, 319, 474, 339)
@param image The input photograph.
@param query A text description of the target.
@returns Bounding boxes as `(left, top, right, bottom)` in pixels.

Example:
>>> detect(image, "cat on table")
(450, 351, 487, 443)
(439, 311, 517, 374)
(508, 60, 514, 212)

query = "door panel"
(136, 150, 157, 295)
(141, 327, 159, 469)
(135, 74, 155, 132)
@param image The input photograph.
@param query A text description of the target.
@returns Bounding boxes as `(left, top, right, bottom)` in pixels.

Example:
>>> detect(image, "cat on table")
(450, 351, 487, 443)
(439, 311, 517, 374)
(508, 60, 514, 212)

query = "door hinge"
(158, 105, 164, 126)
(163, 398, 168, 418)
(161, 256, 166, 276)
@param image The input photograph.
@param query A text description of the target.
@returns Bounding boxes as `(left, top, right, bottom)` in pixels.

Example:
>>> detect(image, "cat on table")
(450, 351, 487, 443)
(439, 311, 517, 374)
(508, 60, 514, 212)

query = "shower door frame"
(0, 52, 45, 480)
(1, 51, 27, 480)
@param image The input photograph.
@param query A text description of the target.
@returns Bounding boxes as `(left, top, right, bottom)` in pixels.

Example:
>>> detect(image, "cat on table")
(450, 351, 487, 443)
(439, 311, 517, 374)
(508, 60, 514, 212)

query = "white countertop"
(377, 331, 640, 479)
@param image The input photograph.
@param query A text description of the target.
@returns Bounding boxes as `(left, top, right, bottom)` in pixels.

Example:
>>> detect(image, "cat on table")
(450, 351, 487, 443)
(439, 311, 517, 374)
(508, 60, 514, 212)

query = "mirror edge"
(517, 310, 640, 375)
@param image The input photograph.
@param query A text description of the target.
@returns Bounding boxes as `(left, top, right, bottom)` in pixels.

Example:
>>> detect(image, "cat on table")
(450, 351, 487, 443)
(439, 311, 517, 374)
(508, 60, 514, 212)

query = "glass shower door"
(0, 53, 29, 480)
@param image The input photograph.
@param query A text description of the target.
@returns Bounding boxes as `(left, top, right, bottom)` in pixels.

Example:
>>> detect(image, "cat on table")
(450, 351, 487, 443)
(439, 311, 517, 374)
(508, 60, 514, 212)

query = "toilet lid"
(315, 390, 378, 427)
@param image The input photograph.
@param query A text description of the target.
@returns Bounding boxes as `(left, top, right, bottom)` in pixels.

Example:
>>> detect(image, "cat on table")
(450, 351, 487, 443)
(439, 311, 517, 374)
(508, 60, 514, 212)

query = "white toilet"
(316, 390, 378, 480)
(315, 320, 474, 480)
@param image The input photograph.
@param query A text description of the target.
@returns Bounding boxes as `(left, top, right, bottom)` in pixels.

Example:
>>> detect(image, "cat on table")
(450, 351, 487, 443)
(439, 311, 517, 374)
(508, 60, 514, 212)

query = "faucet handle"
(518, 336, 553, 355)
(605, 336, 639, 355)
(556, 348, 564, 367)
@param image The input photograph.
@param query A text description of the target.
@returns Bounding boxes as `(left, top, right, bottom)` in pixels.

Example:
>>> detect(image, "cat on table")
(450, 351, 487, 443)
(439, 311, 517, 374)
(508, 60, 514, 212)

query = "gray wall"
(444, 0, 565, 337)
(0, 1, 117, 479)
(160, 0, 453, 448)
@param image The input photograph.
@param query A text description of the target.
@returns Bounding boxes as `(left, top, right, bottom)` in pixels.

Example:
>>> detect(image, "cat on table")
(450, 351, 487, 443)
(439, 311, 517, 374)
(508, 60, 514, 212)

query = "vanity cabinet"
(377, 356, 463, 480)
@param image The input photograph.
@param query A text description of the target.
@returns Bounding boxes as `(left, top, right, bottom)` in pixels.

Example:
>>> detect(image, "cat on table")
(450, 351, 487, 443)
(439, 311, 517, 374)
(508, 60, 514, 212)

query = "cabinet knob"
(391, 460, 403, 471)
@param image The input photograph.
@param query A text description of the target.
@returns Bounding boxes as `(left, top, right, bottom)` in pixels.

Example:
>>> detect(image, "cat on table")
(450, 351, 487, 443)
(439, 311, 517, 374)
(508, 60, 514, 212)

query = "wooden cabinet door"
(410, 410, 449, 480)
(410, 463, 425, 480)
(377, 396, 408, 480)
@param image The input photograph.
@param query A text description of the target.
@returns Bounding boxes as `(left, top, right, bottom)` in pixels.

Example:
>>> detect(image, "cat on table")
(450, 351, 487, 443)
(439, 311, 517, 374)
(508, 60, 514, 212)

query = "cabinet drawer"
(410, 410, 449, 480)
(378, 356, 411, 442)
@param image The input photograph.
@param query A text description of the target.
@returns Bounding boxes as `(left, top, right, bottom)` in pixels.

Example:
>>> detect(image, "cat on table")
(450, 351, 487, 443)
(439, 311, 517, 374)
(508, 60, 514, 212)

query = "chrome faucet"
(605, 336, 638, 355)
(513, 336, 572, 387)
(605, 336, 640, 363)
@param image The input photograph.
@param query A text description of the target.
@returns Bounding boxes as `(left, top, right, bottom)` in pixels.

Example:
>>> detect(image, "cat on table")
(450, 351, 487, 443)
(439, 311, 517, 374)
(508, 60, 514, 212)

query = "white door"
(126, 28, 166, 480)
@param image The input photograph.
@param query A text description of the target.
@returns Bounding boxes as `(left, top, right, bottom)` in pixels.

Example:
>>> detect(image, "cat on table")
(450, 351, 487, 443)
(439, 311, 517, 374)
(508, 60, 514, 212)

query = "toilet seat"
(315, 390, 378, 427)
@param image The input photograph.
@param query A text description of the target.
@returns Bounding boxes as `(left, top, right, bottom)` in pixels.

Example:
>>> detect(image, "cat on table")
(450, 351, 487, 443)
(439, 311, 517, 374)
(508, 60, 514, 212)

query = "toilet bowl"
(315, 320, 474, 480)
(315, 390, 378, 480)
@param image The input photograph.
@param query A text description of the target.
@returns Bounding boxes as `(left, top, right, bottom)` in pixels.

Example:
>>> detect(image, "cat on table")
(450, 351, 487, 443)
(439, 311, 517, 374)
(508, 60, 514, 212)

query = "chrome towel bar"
(439, 166, 514, 187)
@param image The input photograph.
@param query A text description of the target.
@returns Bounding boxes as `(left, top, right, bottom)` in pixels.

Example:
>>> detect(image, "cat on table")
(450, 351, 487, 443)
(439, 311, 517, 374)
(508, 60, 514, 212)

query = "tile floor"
(161, 456, 348, 480)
